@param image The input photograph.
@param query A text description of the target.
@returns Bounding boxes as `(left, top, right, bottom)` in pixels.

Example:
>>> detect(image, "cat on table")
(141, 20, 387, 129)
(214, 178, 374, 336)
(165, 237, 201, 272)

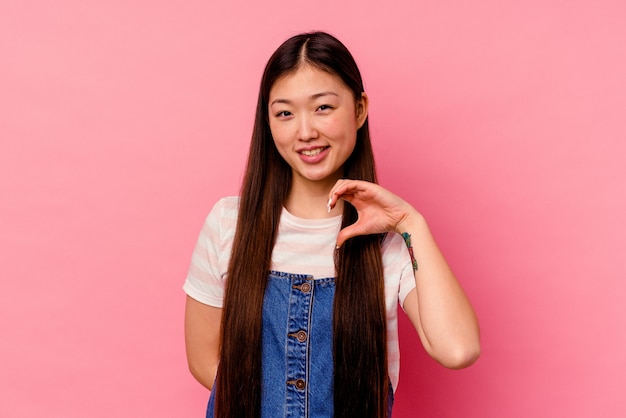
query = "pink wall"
(1, 1, 624, 416)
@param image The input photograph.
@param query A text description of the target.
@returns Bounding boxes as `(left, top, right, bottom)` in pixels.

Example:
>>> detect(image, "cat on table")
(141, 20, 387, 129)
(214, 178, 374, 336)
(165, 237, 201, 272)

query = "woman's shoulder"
(381, 232, 413, 272)
(213, 195, 239, 208)
(203, 196, 240, 230)
(209, 196, 239, 215)
(381, 232, 407, 256)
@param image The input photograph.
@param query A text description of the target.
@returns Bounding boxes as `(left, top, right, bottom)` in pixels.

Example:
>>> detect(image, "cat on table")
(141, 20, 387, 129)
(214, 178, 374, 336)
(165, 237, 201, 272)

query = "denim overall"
(206, 271, 394, 417)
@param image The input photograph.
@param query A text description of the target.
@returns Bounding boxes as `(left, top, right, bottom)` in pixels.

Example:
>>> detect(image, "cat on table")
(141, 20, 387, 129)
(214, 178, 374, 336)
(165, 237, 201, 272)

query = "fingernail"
(327, 198, 332, 213)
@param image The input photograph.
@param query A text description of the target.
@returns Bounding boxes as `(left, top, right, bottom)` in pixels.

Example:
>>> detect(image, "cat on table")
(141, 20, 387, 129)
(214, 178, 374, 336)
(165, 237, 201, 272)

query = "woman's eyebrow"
(270, 91, 339, 106)
(310, 91, 339, 100)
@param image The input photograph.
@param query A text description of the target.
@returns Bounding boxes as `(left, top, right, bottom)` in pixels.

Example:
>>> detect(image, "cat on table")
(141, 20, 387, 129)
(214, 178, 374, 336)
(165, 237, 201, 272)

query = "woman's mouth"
(299, 147, 328, 157)
(297, 146, 330, 163)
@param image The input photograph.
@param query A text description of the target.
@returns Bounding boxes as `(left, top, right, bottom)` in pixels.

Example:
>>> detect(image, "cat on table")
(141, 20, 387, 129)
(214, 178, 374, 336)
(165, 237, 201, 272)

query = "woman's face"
(268, 65, 368, 188)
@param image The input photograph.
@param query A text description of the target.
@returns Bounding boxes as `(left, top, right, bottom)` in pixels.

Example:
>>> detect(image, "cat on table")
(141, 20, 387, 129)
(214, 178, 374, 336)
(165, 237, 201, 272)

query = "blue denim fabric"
(206, 271, 394, 417)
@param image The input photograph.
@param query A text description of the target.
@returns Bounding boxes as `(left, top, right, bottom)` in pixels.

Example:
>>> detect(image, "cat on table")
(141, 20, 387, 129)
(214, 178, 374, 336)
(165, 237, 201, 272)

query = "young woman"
(184, 31, 480, 418)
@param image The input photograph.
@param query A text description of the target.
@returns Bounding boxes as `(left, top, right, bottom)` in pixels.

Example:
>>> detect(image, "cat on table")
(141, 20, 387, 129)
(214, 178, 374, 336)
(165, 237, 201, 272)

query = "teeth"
(301, 147, 325, 156)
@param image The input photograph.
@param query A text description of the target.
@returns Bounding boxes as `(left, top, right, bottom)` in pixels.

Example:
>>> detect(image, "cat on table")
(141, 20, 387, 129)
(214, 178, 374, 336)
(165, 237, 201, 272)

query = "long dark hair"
(216, 31, 388, 417)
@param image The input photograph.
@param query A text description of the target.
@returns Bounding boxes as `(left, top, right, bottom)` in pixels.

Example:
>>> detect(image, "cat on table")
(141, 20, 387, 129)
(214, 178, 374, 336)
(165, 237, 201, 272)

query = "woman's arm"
(328, 179, 480, 369)
(395, 212, 480, 369)
(184, 296, 222, 389)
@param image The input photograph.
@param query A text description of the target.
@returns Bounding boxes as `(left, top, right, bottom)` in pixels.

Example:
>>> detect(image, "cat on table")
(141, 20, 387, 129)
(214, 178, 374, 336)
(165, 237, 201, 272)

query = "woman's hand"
(328, 179, 417, 248)
(329, 178, 481, 369)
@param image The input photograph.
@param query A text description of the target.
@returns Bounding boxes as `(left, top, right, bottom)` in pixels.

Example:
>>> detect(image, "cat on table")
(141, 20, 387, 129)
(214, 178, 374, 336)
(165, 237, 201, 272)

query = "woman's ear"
(356, 92, 369, 129)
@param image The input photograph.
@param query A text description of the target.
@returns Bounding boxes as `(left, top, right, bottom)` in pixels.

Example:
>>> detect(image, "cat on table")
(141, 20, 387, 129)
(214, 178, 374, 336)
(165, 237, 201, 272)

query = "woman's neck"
(284, 176, 343, 219)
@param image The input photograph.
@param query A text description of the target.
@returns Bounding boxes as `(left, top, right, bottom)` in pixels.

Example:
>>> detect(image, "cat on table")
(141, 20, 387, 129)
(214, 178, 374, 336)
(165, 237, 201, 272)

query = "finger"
(328, 179, 365, 209)
(336, 225, 356, 249)
(335, 220, 370, 248)
(328, 179, 349, 207)
(332, 179, 365, 197)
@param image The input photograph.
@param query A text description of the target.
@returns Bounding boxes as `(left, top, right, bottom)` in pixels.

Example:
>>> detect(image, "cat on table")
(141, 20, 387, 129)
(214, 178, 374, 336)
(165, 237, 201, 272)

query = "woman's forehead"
(269, 66, 349, 102)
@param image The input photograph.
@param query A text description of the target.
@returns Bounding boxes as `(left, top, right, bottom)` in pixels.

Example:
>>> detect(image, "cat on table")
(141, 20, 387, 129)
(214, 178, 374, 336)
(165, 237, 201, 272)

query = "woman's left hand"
(328, 179, 416, 248)
(330, 179, 481, 369)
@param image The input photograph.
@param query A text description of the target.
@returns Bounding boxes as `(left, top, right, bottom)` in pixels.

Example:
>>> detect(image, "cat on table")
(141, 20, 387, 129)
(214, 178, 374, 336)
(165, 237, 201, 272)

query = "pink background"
(1, 1, 625, 417)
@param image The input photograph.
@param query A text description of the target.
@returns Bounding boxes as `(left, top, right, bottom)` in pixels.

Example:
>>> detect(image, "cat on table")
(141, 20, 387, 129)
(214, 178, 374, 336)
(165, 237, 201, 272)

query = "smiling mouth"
(299, 147, 328, 157)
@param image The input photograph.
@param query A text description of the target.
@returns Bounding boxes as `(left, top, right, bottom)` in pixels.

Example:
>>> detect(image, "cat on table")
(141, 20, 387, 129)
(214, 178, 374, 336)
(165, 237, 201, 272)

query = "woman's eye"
(317, 105, 332, 111)
(276, 111, 292, 117)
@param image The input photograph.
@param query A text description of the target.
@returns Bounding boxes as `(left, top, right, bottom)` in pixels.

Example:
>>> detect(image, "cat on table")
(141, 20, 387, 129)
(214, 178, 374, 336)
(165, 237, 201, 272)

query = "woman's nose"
(296, 115, 318, 141)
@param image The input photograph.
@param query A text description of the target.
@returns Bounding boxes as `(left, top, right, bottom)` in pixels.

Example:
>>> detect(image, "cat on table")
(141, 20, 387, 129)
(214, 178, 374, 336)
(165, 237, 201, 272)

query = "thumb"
(336, 223, 362, 249)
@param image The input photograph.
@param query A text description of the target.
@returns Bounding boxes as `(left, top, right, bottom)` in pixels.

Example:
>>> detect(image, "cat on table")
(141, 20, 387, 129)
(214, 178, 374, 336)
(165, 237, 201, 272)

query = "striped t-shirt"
(183, 196, 416, 391)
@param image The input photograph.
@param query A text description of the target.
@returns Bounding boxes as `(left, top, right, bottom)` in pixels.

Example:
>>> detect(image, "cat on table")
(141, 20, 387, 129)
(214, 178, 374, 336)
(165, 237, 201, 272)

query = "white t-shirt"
(183, 196, 416, 391)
